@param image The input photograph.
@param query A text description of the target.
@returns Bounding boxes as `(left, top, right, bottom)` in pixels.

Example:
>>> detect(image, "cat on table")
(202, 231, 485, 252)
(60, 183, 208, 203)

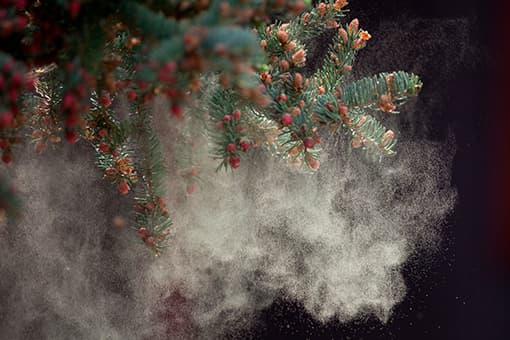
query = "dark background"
(252, 1, 510, 339)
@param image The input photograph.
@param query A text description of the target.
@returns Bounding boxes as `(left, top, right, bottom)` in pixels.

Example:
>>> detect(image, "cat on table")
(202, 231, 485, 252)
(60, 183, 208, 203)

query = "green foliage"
(131, 104, 167, 198)
(290, 1, 347, 41)
(207, 88, 248, 170)
(341, 71, 423, 111)
(120, 1, 180, 39)
(0, 0, 423, 253)
(312, 24, 359, 93)
(130, 103, 173, 254)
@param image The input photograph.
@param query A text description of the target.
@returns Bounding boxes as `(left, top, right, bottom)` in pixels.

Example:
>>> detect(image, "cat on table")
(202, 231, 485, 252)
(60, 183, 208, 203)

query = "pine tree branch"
(289, 0, 348, 42)
(311, 22, 361, 93)
(130, 102, 172, 255)
(341, 71, 423, 113)
(119, 1, 181, 40)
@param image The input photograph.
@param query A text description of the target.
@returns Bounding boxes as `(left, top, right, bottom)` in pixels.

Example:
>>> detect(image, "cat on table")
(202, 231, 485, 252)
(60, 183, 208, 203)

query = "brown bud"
(291, 49, 306, 65)
(348, 18, 359, 34)
(125, 37, 141, 49)
(381, 130, 395, 147)
(351, 38, 365, 50)
(49, 135, 61, 143)
(284, 41, 297, 52)
(112, 215, 128, 228)
(379, 94, 396, 112)
(303, 12, 311, 24)
(326, 19, 339, 29)
(338, 28, 348, 44)
(333, 0, 348, 11)
(317, 2, 327, 16)
(277, 30, 288, 44)
(260, 71, 272, 85)
(359, 30, 372, 41)
(293, 73, 303, 90)
(290, 107, 301, 116)
(279, 59, 290, 71)
(352, 134, 362, 148)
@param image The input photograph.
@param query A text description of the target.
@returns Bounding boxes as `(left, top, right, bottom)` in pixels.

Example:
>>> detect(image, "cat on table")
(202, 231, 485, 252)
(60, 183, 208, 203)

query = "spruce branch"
(28, 65, 64, 154)
(207, 87, 252, 170)
(130, 102, 172, 255)
(311, 21, 363, 93)
(85, 93, 138, 195)
(341, 71, 423, 113)
(0, 0, 424, 255)
(289, 0, 349, 42)
(119, 1, 181, 40)
(347, 109, 398, 160)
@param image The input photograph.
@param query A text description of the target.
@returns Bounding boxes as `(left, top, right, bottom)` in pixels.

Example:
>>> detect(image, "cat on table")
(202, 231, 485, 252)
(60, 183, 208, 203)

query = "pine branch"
(207, 87, 251, 170)
(85, 94, 137, 193)
(314, 93, 398, 160)
(85, 93, 171, 255)
(28, 65, 64, 154)
(130, 102, 172, 255)
(0, 0, 425, 255)
(288, 0, 348, 42)
(341, 71, 423, 113)
(311, 22, 362, 93)
(347, 110, 398, 160)
(119, 1, 181, 40)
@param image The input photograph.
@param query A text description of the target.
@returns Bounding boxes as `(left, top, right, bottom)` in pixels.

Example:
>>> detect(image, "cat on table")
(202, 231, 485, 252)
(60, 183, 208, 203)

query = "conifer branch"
(311, 21, 363, 93)
(289, 0, 348, 42)
(119, 1, 181, 39)
(28, 65, 64, 154)
(341, 71, 423, 113)
(130, 103, 172, 255)
(0, 0, 424, 254)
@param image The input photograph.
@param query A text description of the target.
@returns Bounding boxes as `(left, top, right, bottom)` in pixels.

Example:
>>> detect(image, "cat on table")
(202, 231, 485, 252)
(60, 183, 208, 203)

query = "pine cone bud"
(279, 59, 290, 71)
(348, 18, 359, 34)
(333, 0, 348, 11)
(381, 130, 395, 147)
(338, 28, 348, 44)
(284, 41, 297, 52)
(277, 30, 288, 44)
(293, 73, 303, 90)
(291, 49, 306, 65)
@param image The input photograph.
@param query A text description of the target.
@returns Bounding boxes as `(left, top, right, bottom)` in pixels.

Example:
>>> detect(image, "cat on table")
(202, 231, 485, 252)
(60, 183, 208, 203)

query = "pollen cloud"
(0, 14, 465, 340)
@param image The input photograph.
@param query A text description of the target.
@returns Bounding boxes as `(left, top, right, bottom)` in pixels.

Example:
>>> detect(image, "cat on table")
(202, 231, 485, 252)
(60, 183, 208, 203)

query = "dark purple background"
(250, 1, 509, 339)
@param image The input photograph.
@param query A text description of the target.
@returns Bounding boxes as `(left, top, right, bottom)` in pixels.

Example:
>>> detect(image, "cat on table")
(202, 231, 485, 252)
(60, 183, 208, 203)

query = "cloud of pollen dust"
(0, 15, 465, 340)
